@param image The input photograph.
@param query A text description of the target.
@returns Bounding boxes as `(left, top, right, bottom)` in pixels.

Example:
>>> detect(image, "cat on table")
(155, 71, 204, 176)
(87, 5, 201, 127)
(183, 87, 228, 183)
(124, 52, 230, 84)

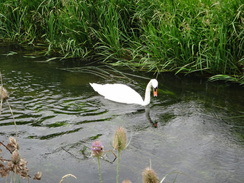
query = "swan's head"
(151, 79, 158, 97)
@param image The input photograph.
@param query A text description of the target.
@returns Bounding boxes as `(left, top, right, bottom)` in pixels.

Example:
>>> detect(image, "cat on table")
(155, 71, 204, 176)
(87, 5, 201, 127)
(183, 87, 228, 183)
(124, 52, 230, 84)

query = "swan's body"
(90, 79, 158, 106)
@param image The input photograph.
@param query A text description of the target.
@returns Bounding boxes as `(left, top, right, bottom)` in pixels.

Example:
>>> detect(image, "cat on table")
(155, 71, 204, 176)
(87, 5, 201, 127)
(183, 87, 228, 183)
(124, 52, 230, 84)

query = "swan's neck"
(143, 81, 152, 106)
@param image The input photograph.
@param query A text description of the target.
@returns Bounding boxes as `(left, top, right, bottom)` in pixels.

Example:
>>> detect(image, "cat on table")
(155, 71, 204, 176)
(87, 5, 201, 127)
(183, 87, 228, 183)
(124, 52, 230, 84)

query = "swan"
(90, 79, 158, 106)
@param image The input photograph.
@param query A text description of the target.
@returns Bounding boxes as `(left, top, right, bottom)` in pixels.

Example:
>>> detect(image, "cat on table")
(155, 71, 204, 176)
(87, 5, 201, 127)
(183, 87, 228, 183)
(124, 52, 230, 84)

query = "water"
(0, 45, 244, 183)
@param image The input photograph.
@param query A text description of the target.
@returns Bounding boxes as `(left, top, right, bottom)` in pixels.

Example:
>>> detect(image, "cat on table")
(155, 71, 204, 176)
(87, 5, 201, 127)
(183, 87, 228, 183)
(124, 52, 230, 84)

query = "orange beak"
(153, 88, 158, 97)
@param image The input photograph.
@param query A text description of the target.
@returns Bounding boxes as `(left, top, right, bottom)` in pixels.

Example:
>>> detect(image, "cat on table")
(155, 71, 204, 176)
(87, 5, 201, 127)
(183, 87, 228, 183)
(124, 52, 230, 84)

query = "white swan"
(90, 79, 158, 106)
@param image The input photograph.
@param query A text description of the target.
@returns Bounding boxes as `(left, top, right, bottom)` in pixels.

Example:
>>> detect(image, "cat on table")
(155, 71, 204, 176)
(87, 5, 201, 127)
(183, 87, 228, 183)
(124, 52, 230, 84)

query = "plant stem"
(97, 157, 103, 183)
(116, 150, 121, 183)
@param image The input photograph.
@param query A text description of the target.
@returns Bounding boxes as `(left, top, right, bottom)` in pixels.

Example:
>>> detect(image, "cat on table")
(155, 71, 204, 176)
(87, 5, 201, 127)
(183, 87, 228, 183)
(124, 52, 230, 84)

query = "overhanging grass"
(0, 0, 243, 81)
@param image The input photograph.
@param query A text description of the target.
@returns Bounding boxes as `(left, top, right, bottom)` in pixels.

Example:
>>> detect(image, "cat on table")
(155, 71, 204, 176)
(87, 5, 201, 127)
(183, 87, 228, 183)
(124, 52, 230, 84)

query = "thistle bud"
(11, 150, 21, 165)
(122, 179, 132, 183)
(33, 171, 42, 180)
(142, 167, 159, 183)
(113, 127, 127, 151)
(0, 86, 9, 101)
(91, 141, 104, 158)
(7, 137, 19, 153)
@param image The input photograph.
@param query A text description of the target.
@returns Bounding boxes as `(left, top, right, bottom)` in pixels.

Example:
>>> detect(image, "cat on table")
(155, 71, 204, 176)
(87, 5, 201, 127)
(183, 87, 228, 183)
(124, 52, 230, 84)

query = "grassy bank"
(0, 0, 243, 82)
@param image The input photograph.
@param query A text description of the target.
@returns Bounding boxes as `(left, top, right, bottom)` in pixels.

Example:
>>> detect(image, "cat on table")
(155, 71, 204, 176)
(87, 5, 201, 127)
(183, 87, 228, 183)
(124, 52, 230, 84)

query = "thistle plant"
(0, 137, 42, 181)
(0, 86, 9, 101)
(33, 171, 42, 180)
(142, 167, 159, 183)
(122, 179, 132, 183)
(59, 174, 77, 183)
(91, 140, 104, 183)
(112, 127, 127, 183)
(0, 85, 9, 115)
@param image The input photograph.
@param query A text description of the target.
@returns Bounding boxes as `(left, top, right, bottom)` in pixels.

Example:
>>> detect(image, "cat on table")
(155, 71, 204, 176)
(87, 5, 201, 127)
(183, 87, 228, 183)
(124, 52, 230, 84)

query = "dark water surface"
(0, 46, 244, 183)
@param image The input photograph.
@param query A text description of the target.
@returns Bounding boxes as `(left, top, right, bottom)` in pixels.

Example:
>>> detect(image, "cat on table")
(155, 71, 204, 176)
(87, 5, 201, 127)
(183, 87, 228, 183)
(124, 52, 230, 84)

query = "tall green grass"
(0, 0, 243, 79)
(129, 0, 243, 75)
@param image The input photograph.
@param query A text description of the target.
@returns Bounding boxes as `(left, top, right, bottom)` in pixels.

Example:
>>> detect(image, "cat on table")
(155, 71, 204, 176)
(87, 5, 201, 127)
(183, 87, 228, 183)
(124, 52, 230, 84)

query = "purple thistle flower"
(91, 141, 104, 158)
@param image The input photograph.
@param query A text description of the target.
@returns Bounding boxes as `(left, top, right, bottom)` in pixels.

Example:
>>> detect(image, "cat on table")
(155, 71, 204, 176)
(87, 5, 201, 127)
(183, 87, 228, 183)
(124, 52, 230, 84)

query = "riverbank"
(0, 0, 243, 83)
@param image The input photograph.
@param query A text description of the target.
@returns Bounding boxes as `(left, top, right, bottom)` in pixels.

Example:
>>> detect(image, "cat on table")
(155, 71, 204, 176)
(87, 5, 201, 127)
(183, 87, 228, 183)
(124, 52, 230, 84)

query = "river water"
(0, 45, 243, 183)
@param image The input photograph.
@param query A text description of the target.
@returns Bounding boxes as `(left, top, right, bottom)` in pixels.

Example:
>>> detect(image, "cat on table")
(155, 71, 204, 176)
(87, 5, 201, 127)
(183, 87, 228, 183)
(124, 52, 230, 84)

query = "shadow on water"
(0, 46, 244, 183)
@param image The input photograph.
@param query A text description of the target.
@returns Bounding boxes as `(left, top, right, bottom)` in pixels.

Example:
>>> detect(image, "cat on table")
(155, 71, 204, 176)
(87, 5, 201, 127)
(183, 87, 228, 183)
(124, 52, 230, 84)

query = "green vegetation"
(0, 0, 243, 82)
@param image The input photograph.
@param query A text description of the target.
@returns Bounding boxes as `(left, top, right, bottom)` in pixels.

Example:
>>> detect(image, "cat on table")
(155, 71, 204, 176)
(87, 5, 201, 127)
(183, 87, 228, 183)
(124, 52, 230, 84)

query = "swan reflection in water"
(145, 106, 158, 128)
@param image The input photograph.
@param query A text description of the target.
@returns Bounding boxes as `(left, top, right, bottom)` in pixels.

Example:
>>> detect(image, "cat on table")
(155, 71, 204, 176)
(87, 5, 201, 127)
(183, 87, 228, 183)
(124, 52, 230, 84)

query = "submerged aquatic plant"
(209, 74, 244, 85)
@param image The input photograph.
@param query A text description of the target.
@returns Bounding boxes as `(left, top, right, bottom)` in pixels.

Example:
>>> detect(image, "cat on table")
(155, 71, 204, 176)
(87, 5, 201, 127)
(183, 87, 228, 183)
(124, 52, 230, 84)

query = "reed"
(131, 0, 243, 74)
(0, 0, 243, 81)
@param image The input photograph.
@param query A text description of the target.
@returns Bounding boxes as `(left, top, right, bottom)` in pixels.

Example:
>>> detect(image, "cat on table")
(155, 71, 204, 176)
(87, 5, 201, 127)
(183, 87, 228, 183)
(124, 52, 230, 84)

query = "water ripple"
(1, 56, 243, 183)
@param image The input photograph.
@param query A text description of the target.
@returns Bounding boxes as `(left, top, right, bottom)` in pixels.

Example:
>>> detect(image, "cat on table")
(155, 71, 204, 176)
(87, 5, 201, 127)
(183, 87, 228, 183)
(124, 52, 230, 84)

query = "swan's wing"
(90, 83, 144, 105)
